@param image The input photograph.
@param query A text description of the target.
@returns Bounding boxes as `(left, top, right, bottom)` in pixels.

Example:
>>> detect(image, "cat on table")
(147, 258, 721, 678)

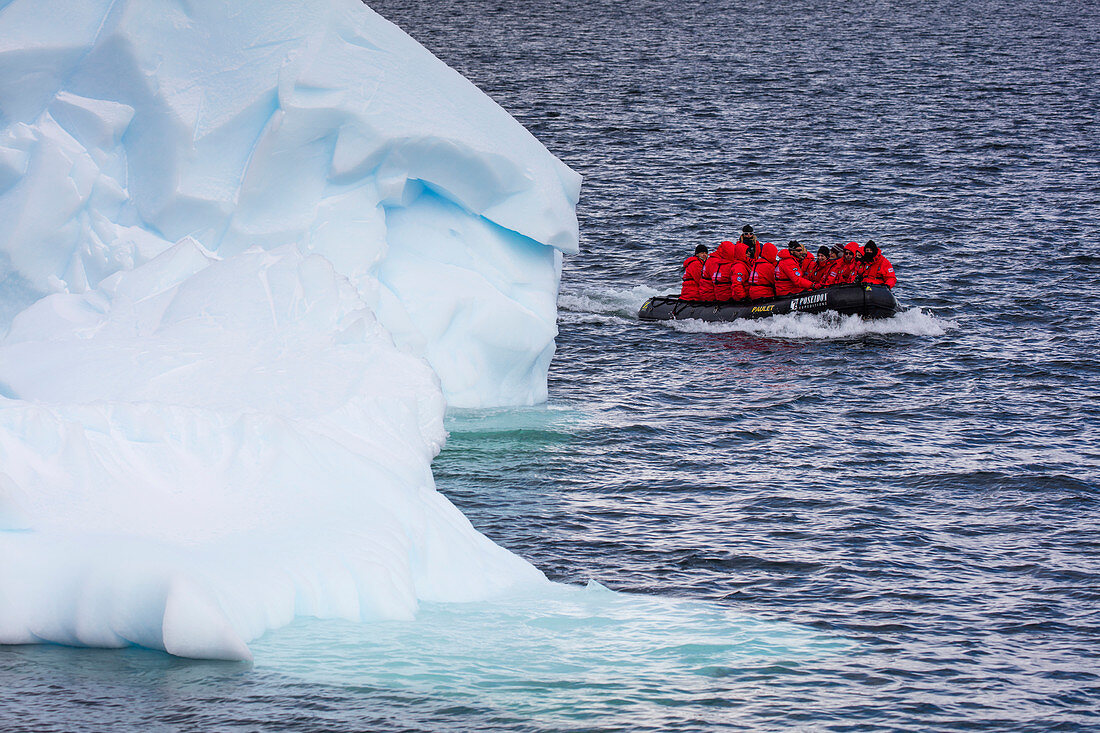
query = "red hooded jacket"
(714, 240, 738, 263)
(834, 242, 864, 284)
(861, 252, 896, 287)
(710, 255, 735, 300)
(799, 252, 816, 279)
(818, 255, 846, 286)
(747, 241, 778, 300)
(775, 249, 815, 296)
(804, 256, 828, 285)
(729, 242, 751, 301)
(699, 254, 720, 300)
(680, 255, 706, 300)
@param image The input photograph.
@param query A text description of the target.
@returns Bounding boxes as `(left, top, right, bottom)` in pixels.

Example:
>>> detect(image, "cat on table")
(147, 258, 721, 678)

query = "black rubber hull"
(638, 284, 900, 322)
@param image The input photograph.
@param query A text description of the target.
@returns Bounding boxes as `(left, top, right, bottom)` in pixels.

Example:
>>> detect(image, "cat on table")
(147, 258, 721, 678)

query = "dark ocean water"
(395, 0, 1100, 729)
(4, 0, 1100, 730)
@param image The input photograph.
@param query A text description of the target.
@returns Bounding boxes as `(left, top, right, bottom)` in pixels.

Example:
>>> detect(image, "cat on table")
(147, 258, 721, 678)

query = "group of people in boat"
(680, 225, 896, 302)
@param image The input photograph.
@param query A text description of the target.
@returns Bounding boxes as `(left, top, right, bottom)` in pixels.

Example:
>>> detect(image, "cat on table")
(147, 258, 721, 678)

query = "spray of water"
(559, 285, 663, 320)
(670, 307, 954, 338)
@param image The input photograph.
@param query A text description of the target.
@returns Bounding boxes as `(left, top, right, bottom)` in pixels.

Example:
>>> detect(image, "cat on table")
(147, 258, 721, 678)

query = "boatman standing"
(737, 224, 758, 251)
(680, 244, 708, 301)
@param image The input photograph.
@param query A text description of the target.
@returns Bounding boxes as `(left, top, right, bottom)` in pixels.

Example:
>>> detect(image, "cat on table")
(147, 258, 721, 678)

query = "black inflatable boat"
(638, 284, 900, 322)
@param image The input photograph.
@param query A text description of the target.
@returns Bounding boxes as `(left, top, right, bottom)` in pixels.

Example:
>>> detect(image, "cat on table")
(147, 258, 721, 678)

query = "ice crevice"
(0, 0, 579, 660)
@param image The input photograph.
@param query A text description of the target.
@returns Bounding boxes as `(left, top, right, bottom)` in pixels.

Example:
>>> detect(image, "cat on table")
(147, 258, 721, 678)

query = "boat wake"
(558, 285, 662, 324)
(669, 307, 954, 339)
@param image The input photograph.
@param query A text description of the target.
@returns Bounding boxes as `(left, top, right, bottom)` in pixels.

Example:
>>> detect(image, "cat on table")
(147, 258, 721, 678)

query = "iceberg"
(0, 0, 579, 660)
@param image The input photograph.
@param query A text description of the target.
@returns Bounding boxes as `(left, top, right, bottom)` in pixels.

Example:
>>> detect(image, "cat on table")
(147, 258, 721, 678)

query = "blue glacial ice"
(0, 0, 578, 660)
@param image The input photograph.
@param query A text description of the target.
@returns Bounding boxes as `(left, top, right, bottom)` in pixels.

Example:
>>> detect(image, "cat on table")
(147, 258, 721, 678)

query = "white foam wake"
(558, 285, 663, 323)
(668, 306, 953, 338)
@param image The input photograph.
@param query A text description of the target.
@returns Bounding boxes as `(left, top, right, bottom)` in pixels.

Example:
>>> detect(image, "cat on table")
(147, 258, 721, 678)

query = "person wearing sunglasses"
(835, 242, 864, 284)
(775, 241, 815, 296)
(737, 224, 758, 249)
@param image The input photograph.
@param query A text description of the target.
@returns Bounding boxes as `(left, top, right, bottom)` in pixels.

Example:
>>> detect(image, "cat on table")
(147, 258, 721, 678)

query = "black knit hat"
(742, 224, 754, 234)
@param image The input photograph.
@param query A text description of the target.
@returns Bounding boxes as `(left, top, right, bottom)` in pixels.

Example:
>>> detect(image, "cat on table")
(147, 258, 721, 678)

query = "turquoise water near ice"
(254, 584, 849, 727)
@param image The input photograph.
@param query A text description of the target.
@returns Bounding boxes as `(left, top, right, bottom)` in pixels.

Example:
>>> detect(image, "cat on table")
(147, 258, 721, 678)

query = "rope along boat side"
(638, 283, 900, 322)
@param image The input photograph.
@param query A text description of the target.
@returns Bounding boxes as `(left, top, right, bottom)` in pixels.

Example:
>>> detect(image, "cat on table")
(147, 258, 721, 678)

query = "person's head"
(862, 241, 878, 261)
(788, 240, 806, 258)
(733, 241, 750, 263)
(740, 224, 757, 244)
(829, 245, 844, 260)
(760, 241, 778, 263)
(695, 243, 709, 261)
(816, 245, 830, 263)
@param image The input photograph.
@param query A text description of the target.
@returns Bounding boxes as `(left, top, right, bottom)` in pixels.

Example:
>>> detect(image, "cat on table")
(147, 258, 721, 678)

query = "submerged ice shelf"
(0, 0, 578, 660)
(254, 581, 851, 724)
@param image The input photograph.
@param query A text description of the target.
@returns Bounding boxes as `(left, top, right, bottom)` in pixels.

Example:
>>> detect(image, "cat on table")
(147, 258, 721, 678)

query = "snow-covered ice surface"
(0, 0, 579, 404)
(0, 0, 579, 660)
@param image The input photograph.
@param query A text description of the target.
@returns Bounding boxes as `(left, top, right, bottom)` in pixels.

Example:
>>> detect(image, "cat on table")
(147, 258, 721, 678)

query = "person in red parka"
(819, 244, 846, 286)
(806, 246, 830, 284)
(714, 239, 738, 263)
(729, 241, 751, 301)
(700, 247, 723, 301)
(850, 241, 874, 283)
(708, 239, 742, 301)
(747, 241, 778, 300)
(709, 250, 735, 301)
(835, 242, 864, 284)
(775, 246, 815, 296)
(788, 241, 815, 277)
(858, 240, 896, 288)
(679, 244, 708, 301)
(793, 240, 818, 286)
